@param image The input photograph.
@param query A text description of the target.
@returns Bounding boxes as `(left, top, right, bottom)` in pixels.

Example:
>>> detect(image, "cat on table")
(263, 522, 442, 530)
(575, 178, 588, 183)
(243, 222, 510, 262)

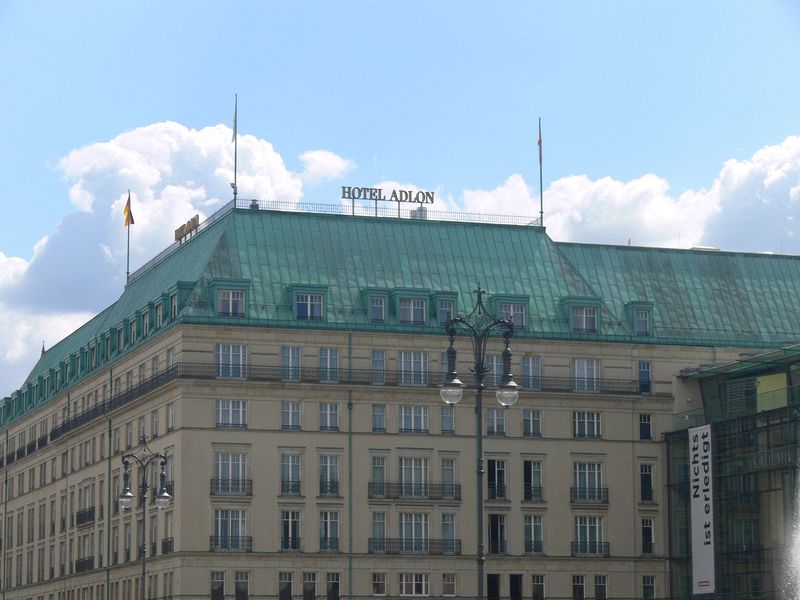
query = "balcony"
(570, 487, 609, 504)
(76, 507, 95, 527)
(281, 536, 301, 552)
(367, 482, 461, 501)
(525, 540, 543, 554)
(488, 540, 507, 554)
(523, 485, 544, 502)
(210, 536, 252, 552)
(368, 538, 461, 555)
(210, 479, 253, 496)
(161, 538, 174, 554)
(488, 483, 507, 501)
(26, 441, 37, 455)
(75, 557, 94, 573)
(572, 541, 610, 557)
(150, 542, 157, 557)
(37, 435, 49, 450)
(281, 480, 302, 496)
(319, 536, 339, 552)
(319, 481, 339, 496)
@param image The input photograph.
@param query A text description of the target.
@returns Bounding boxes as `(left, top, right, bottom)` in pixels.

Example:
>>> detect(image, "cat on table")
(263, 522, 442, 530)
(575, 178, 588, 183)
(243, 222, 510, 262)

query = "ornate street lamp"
(440, 286, 519, 600)
(119, 435, 172, 600)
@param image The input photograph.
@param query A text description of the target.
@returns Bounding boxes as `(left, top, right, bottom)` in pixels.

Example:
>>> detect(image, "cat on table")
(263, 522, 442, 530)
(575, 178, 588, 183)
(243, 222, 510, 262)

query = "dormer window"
(634, 310, 650, 336)
(438, 300, 455, 326)
(218, 290, 245, 317)
(499, 303, 525, 328)
(399, 299, 426, 325)
(571, 306, 597, 333)
(370, 297, 385, 323)
(296, 293, 323, 320)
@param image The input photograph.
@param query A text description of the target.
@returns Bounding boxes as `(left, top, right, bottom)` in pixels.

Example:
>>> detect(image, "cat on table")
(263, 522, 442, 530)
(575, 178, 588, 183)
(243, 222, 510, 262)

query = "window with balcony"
(399, 299, 426, 325)
(523, 409, 541, 437)
(319, 511, 339, 551)
(216, 400, 248, 428)
(218, 290, 245, 317)
(524, 515, 543, 554)
(371, 512, 386, 553)
(216, 344, 246, 378)
(281, 346, 301, 381)
(280, 455, 301, 496)
(573, 358, 599, 392)
(400, 352, 428, 385)
(573, 411, 601, 439)
(399, 457, 428, 497)
(371, 350, 386, 385)
(488, 514, 506, 554)
(320, 348, 339, 383)
(486, 354, 502, 387)
(572, 462, 604, 503)
(319, 455, 339, 496)
(523, 460, 543, 501)
(399, 405, 428, 433)
(213, 452, 250, 495)
(639, 361, 652, 393)
(487, 460, 506, 500)
(296, 293, 323, 320)
(281, 401, 302, 431)
(319, 403, 339, 431)
(371, 457, 386, 498)
(571, 306, 597, 333)
(522, 355, 541, 390)
(399, 512, 429, 553)
(212, 509, 248, 551)
(281, 510, 301, 551)
(573, 516, 605, 556)
(441, 513, 456, 554)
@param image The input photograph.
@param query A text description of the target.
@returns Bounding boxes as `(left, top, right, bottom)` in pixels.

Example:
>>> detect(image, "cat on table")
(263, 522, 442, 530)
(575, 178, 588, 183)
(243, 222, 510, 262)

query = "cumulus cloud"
(300, 150, 356, 183)
(0, 121, 352, 396)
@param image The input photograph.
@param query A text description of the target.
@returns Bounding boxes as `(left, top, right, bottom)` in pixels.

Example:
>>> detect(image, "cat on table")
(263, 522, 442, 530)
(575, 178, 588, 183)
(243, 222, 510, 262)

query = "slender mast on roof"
(538, 117, 544, 227)
(231, 94, 238, 203)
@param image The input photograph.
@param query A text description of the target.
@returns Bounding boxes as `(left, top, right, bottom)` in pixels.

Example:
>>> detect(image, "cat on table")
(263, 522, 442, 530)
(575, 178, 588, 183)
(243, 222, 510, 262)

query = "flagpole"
(126, 189, 131, 284)
(538, 117, 544, 227)
(233, 94, 238, 203)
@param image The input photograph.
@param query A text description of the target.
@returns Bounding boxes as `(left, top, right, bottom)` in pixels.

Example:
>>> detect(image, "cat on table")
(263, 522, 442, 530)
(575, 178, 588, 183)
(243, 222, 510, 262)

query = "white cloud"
(300, 150, 356, 183)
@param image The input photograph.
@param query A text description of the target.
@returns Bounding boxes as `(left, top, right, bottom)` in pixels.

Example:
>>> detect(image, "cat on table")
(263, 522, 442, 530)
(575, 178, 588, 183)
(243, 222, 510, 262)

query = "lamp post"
(119, 435, 172, 600)
(440, 286, 519, 600)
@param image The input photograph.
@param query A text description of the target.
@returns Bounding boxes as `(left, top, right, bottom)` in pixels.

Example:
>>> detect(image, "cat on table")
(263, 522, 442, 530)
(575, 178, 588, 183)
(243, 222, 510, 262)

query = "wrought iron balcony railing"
(76, 507, 95, 527)
(75, 557, 94, 573)
(210, 536, 252, 552)
(319, 536, 339, 551)
(525, 540, 544, 554)
(572, 541, 610, 557)
(523, 485, 544, 501)
(319, 481, 339, 496)
(210, 479, 253, 496)
(281, 480, 302, 496)
(161, 537, 174, 554)
(368, 538, 461, 555)
(570, 487, 609, 504)
(281, 536, 301, 551)
(488, 483, 507, 500)
(367, 482, 461, 501)
(488, 540, 507, 554)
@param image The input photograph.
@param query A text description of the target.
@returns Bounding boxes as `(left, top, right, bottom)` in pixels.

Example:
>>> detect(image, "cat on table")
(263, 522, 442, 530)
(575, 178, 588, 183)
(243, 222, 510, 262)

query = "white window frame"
(399, 573, 429, 597)
(370, 297, 385, 323)
(499, 302, 525, 328)
(399, 405, 428, 433)
(216, 400, 248, 428)
(319, 348, 339, 383)
(400, 351, 428, 386)
(216, 344, 247, 379)
(281, 346, 301, 381)
(281, 401, 302, 430)
(218, 290, 245, 317)
(296, 293, 323, 320)
(571, 306, 597, 332)
(320, 403, 339, 431)
(573, 411, 601, 438)
(399, 299, 426, 325)
(634, 309, 650, 335)
(522, 355, 541, 390)
(437, 300, 454, 326)
(573, 358, 599, 392)
(523, 409, 541, 437)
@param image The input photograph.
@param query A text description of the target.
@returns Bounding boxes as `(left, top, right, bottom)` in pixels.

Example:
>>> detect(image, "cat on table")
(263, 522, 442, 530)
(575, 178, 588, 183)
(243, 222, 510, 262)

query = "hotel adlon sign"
(341, 186, 435, 204)
(689, 424, 716, 595)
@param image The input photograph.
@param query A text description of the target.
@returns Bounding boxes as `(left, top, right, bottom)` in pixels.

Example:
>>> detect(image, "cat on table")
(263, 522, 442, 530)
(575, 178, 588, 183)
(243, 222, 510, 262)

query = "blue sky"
(0, 0, 799, 395)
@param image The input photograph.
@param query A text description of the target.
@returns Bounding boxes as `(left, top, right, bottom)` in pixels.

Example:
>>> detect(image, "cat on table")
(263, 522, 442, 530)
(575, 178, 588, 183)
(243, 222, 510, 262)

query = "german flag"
(124, 191, 134, 227)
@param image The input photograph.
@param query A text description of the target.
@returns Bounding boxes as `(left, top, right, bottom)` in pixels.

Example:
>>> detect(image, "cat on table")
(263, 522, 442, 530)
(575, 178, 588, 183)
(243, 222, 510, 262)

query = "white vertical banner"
(689, 424, 716, 594)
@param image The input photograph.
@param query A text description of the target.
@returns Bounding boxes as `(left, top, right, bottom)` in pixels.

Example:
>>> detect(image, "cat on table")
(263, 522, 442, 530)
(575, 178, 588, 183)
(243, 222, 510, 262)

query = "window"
(400, 512, 429, 553)
(523, 460, 542, 501)
(296, 293, 323, 320)
(441, 459, 456, 498)
(532, 575, 545, 600)
(142, 312, 150, 338)
(371, 457, 386, 497)
(486, 354, 502, 387)
(281, 454, 301, 496)
(214, 452, 248, 494)
(487, 460, 506, 500)
(235, 572, 249, 600)
(639, 414, 652, 440)
(130, 319, 137, 344)
(372, 573, 386, 596)
(642, 576, 655, 600)
(635, 309, 650, 335)
(574, 516, 604, 555)
(594, 575, 607, 600)
(499, 303, 525, 327)
(370, 297, 385, 323)
(216, 343, 246, 378)
(216, 400, 247, 428)
(320, 403, 339, 431)
(573, 462, 603, 502)
(399, 299, 426, 325)
(442, 573, 456, 597)
(319, 511, 339, 551)
(166, 403, 175, 431)
(371, 512, 386, 551)
(319, 455, 339, 496)
(487, 408, 505, 436)
(524, 515, 543, 553)
(572, 575, 585, 600)
(573, 358, 599, 392)
(400, 351, 428, 385)
(150, 410, 159, 438)
(279, 572, 293, 600)
(281, 510, 301, 550)
(571, 306, 597, 332)
(573, 411, 601, 438)
(639, 360, 652, 393)
(399, 458, 428, 497)
(303, 573, 316, 600)
(488, 514, 506, 554)
(523, 409, 541, 437)
(441, 405, 454, 434)
(326, 573, 340, 600)
(166, 346, 176, 368)
(438, 300, 454, 326)
(372, 405, 385, 433)
(371, 350, 385, 385)
(522, 355, 541, 390)
(170, 295, 177, 320)
(125, 422, 133, 448)
(399, 573, 429, 596)
(319, 348, 339, 382)
(213, 509, 247, 550)
(642, 518, 654, 554)
(218, 290, 245, 316)
(211, 571, 225, 600)
(281, 346, 301, 381)
(399, 405, 428, 433)
(155, 304, 163, 328)
(282, 401, 302, 431)
(640, 464, 654, 502)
